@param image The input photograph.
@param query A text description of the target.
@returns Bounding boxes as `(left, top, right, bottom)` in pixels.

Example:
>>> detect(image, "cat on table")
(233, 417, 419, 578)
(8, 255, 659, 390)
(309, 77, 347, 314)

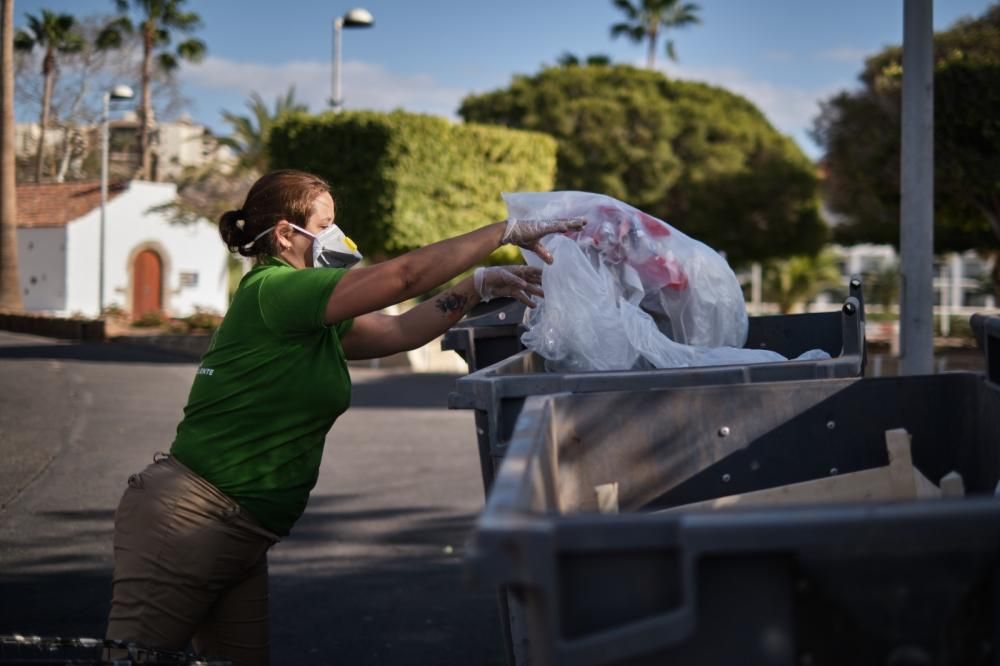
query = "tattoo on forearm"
(435, 292, 469, 316)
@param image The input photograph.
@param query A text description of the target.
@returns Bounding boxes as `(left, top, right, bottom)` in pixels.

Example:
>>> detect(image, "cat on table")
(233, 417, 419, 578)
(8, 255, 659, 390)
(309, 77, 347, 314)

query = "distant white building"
(155, 114, 234, 181)
(14, 122, 64, 156)
(15, 114, 234, 183)
(830, 243, 995, 309)
(16, 180, 229, 319)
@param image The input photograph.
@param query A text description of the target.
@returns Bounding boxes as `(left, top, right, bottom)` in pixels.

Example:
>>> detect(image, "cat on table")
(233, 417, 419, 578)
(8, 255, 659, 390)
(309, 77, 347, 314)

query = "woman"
(105, 170, 581, 664)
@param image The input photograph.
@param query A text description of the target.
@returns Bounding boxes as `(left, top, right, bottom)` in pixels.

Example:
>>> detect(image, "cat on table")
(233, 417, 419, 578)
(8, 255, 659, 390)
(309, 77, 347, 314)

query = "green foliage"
(183, 307, 222, 331)
(813, 5, 1000, 254)
(557, 52, 612, 67)
(763, 248, 843, 314)
(865, 262, 900, 307)
(460, 64, 826, 265)
(101, 303, 128, 319)
(16, 10, 85, 58)
(131, 311, 165, 328)
(269, 110, 557, 260)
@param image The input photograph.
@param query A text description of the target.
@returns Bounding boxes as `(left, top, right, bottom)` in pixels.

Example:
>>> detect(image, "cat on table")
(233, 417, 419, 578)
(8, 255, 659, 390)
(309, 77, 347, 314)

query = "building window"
(179, 272, 199, 288)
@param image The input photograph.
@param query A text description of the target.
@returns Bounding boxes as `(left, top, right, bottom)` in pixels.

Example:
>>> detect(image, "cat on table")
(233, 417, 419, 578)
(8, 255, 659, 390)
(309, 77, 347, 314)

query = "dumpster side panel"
(473, 370, 1000, 665)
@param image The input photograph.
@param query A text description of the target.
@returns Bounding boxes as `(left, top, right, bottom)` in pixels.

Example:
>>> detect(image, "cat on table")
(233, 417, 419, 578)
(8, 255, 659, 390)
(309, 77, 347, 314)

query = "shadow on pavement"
(0, 340, 196, 365)
(0, 506, 504, 666)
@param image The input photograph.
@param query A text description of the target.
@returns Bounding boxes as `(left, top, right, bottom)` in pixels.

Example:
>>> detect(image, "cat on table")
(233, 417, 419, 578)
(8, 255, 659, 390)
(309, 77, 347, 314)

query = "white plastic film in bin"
(504, 191, 827, 372)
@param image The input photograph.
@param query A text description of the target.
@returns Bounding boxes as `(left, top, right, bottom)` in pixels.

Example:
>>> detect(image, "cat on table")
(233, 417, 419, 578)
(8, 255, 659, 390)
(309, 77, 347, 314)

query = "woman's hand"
(474, 265, 544, 307)
(502, 217, 585, 264)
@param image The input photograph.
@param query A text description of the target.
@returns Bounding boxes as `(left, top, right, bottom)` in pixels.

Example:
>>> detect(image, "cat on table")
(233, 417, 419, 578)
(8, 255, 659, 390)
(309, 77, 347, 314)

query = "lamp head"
(342, 7, 374, 28)
(110, 85, 135, 101)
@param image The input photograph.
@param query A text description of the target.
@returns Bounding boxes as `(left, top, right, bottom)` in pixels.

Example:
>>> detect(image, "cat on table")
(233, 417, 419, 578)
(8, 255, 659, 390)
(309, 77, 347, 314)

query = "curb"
(111, 334, 213, 360)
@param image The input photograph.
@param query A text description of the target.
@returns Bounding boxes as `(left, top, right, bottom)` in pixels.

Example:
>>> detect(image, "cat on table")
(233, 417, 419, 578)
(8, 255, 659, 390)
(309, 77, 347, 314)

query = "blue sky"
(14, 0, 996, 159)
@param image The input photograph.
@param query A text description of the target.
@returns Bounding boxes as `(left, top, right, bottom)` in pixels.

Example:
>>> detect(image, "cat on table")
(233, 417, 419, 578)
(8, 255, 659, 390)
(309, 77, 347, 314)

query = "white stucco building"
(16, 180, 229, 319)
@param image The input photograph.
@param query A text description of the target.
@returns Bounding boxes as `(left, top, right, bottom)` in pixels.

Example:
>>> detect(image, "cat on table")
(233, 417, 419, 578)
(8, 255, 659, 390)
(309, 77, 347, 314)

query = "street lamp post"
(99, 84, 134, 316)
(898, 0, 934, 375)
(331, 7, 375, 111)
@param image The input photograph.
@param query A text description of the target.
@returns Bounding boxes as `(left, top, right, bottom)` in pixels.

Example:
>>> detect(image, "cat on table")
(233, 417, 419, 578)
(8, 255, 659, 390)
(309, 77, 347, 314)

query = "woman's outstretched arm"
(340, 267, 542, 360)
(323, 218, 580, 325)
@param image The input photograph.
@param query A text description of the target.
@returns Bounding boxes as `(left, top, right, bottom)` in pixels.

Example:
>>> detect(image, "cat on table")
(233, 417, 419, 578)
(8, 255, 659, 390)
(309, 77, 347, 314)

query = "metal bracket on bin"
(840, 296, 863, 359)
(442, 298, 527, 373)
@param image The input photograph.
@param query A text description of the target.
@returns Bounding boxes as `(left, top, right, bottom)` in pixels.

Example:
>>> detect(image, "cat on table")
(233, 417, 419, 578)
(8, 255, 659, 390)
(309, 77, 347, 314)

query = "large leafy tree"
(97, 0, 205, 180)
(219, 87, 307, 175)
(813, 5, 1000, 272)
(1, 0, 22, 310)
(14, 9, 83, 183)
(610, 0, 700, 70)
(460, 64, 826, 265)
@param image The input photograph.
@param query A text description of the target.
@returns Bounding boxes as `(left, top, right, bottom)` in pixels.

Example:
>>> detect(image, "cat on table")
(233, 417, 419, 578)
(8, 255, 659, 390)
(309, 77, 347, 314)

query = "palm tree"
(97, 0, 205, 181)
(1, 0, 23, 310)
(764, 250, 843, 314)
(14, 9, 83, 183)
(610, 0, 701, 70)
(218, 87, 307, 175)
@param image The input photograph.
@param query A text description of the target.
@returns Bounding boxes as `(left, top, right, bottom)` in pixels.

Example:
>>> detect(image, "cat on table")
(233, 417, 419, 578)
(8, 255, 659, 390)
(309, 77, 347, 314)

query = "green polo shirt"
(170, 257, 353, 536)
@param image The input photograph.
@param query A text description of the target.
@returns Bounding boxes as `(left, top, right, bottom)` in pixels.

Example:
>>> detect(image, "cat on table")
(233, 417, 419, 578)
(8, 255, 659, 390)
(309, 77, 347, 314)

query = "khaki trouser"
(106, 455, 280, 666)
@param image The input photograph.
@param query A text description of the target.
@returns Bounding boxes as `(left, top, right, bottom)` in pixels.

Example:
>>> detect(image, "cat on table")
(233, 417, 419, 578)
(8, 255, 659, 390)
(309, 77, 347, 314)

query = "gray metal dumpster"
(468, 314, 1000, 666)
(452, 283, 866, 666)
(451, 285, 866, 497)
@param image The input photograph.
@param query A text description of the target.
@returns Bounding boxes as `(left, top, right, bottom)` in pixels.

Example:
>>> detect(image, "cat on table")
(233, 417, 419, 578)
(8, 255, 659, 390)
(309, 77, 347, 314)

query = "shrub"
(185, 308, 223, 332)
(131, 311, 165, 328)
(269, 110, 557, 261)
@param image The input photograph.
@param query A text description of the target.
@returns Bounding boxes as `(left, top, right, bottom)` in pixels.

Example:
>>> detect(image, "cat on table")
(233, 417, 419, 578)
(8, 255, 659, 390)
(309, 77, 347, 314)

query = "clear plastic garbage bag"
(504, 191, 829, 372)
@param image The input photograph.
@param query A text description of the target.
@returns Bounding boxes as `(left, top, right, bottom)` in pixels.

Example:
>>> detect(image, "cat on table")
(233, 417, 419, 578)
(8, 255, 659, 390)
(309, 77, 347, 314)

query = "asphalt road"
(0, 330, 505, 665)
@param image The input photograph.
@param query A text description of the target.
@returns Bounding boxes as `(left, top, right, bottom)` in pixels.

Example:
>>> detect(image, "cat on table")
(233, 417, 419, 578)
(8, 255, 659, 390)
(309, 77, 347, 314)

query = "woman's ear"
(275, 220, 294, 250)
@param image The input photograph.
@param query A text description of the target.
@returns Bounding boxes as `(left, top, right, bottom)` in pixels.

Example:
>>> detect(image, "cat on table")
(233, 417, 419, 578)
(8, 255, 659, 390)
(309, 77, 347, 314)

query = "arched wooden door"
(132, 249, 163, 319)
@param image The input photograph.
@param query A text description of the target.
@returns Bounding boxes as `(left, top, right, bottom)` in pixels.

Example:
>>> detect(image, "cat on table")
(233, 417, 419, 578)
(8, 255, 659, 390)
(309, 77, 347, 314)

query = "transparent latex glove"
(473, 265, 544, 307)
(502, 217, 586, 264)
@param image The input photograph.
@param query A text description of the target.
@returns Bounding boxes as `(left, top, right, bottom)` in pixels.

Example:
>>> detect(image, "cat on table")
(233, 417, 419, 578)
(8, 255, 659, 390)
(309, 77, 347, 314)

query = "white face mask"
(294, 223, 363, 269)
(248, 222, 363, 268)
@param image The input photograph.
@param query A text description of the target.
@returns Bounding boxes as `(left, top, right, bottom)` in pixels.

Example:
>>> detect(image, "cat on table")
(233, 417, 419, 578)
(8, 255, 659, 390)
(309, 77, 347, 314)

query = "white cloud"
(818, 47, 870, 63)
(181, 56, 467, 118)
(661, 61, 844, 158)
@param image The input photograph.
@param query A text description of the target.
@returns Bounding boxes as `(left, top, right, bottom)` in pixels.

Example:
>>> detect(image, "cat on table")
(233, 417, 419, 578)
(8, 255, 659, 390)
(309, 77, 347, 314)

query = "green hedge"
(268, 110, 557, 260)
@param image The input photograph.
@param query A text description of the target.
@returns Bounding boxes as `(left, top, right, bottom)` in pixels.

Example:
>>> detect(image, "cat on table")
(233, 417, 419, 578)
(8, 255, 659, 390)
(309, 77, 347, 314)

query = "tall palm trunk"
(34, 49, 54, 182)
(139, 22, 153, 180)
(0, 0, 23, 310)
(645, 25, 659, 69)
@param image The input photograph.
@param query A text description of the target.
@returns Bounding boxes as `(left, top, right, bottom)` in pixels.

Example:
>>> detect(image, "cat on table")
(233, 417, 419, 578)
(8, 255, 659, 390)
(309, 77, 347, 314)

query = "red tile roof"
(16, 181, 128, 228)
